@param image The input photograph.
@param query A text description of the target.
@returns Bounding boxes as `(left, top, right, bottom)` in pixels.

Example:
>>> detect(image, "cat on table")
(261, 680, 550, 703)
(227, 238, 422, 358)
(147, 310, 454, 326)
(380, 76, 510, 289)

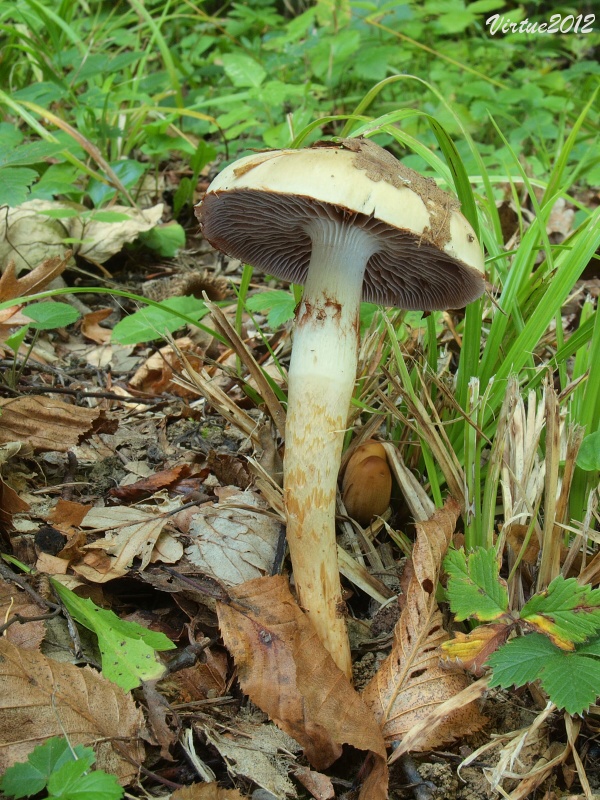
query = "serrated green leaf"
(23, 301, 81, 330)
(487, 634, 557, 689)
(111, 296, 209, 345)
(247, 290, 296, 328)
(488, 633, 600, 714)
(50, 579, 175, 691)
(521, 575, 600, 649)
(0, 738, 92, 799)
(0, 140, 64, 168)
(47, 769, 123, 800)
(0, 166, 39, 206)
(445, 547, 509, 621)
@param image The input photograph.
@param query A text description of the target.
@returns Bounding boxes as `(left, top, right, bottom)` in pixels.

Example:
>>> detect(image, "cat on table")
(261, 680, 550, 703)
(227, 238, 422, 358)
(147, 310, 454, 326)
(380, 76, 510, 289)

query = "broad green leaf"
(576, 431, 600, 471)
(222, 53, 266, 88)
(111, 296, 209, 345)
(50, 579, 175, 691)
(138, 222, 186, 257)
(5, 325, 30, 355)
(0, 738, 92, 799)
(23, 301, 81, 330)
(246, 289, 296, 328)
(47, 760, 123, 800)
(0, 139, 64, 168)
(488, 633, 600, 714)
(445, 547, 509, 621)
(0, 167, 39, 206)
(520, 576, 600, 649)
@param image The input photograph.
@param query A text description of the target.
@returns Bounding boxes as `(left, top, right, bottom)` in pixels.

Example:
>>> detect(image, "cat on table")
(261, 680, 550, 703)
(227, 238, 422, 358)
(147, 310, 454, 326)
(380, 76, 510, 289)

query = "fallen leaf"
(187, 490, 282, 585)
(0, 578, 45, 651)
(108, 465, 192, 501)
(362, 499, 487, 751)
(171, 784, 247, 799)
(0, 200, 164, 272)
(217, 575, 388, 798)
(81, 308, 113, 344)
(440, 623, 512, 676)
(203, 717, 298, 798)
(0, 396, 117, 452)
(0, 253, 70, 302)
(170, 650, 228, 702)
(0, 475, 29, 529)
(0, 639, 145, 783)
(75, 505, 183, 582)
(293, 765, 335, 800)
(47, 499, 92, 535)
(129, 337, 205, 397)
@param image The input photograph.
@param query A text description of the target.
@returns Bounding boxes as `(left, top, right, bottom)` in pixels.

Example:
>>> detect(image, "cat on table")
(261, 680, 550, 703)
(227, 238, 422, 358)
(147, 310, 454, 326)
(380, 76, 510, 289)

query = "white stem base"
(284, 218, 376, 678)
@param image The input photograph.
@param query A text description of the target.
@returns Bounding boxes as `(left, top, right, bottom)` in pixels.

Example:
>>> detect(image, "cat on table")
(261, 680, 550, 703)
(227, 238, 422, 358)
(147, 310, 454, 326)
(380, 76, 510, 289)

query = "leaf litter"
(0, 231, 597, 800)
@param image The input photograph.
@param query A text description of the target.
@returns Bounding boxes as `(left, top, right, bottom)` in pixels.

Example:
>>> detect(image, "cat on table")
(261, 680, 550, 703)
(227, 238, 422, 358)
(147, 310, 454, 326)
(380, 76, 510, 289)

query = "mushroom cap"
(196, 138, 485, 310)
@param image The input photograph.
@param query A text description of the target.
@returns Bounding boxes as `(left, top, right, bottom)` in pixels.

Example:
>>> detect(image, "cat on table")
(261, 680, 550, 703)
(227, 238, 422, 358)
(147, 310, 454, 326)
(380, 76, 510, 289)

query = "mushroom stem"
(284, 218, 376, 678)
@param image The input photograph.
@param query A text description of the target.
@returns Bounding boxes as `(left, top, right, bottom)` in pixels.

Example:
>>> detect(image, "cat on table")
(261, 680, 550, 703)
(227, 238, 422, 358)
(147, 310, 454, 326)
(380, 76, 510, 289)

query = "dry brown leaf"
(186, 490, 282, 585)
(0, 578, 45, 651)
(74, 505, 183, 582)
(0, 200, 163, 272)
(108, 465, 192, 502)
(0, 639, 145, 783)
(80, 308, 113, 344)
(217, 575, 388, 798)
(0, 475, 29, 529)
(441, 623, 511, 676)
(0, 253, 70, 302)
(293, 765, 335, 799)
(171, 784, 247, 800)
(202, 717, 299, 797)
(129, 337, 205, 397)
(0, 396, 117, 452)
(362, 499, 487, 752)
(47, 498, 93, 535)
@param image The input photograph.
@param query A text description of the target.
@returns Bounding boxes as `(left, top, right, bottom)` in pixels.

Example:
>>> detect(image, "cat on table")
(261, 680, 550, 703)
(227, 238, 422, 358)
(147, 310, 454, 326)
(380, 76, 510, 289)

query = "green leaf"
(0, 139, 64, 168)
(488, 633, 600, 714)
(138, 222, 186, 257)
(111, 296, 210, 345)
(576, 430, 600, 471)
(23, 301, 81, 330)
(5, 325, 30, 355)
(445, 547, 509, 622)
(50, 579, 175, 691)
(0, 738, 92, 799)
(222, 53, 266, 88)
(83, 210, 133, 223)
(520, 575, 600, 649)
(246, 290, 296, 328)
(0, 167, 39, 207)
(47, 760, 123, 800)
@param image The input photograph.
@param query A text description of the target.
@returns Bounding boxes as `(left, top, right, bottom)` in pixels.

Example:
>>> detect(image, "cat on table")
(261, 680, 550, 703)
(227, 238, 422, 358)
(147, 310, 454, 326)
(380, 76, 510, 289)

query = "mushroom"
(196, 137, 485, 678)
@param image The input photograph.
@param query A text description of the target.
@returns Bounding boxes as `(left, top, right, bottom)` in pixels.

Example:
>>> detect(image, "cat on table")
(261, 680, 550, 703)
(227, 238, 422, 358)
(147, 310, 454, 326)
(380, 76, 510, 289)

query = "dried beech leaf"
(203, 718, 298, 798)
(0, 254, 70, 302)
(293, 765, 335, 800)
(75, 505, 182, 582)
(0, 397, 117, 452)
(0, 639, 145, 783)
(0, 578, 45, 651)
(362, 499, 486, 752)
(81, 308, 113, 344)
(217, 575, 388, 798)
(171, 784, 247, 799)
(187, 491, 282, 585)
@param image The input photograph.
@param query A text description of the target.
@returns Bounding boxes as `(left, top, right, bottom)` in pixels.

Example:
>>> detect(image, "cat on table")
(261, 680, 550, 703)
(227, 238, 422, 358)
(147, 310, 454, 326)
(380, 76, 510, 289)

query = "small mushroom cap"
(196, 139, 485, 310)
